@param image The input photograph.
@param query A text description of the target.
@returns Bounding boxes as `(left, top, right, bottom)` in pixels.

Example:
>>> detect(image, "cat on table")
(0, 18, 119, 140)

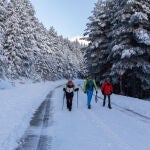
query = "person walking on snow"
(63, 79, 79, 111)
(84, 75, 98, 109)
(101, 78, 113, 109)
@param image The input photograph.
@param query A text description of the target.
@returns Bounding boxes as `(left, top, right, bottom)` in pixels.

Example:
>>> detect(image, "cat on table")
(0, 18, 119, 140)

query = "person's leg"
(66, 95, 70, 109)
(69, 96, 73, 111)
(67, 100, 69, 109)
(87, 90, 93, 108)
(108, 95, 112, 109)
(66, 96, 73, 111)
(103, 95, 106, 106)
(67, 97, 71, 111)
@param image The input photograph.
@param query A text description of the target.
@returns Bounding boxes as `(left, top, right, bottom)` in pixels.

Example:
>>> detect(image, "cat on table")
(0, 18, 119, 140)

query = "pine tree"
(0, 0, 8, 78)
(69, 39, 87, 78)
(3, 0, 28, 79)
(84, 0, 112, 82)
(1, 0, 86, 82)
(48, 28, 65, 79)
(108, 0, 150, 97)
(85, 0, 150, 97)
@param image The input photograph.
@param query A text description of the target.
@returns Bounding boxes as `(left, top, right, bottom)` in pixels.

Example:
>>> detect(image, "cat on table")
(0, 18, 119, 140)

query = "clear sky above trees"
(30, 0, 97, 38)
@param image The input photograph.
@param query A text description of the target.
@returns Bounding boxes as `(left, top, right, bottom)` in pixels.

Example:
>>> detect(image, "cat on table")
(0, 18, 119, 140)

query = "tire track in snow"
(78, 84, 150, 124)
(15, 85, 63, 150)
(112, 103, 150, 124)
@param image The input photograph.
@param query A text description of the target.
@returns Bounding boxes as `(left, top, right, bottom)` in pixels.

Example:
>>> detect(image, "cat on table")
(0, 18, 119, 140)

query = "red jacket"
(101, 81, 113, 95)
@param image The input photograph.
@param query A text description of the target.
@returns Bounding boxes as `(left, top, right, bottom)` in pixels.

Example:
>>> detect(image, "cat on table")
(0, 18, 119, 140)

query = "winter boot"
(103, 102, 105, 107)
(108, 104, 112, 109)
(69, 106, 72, 111)
(88, 105, 91, 109)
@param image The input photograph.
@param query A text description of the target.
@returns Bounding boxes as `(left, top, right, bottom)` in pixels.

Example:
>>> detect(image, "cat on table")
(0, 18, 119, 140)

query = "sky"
(30, 0, 97, 39)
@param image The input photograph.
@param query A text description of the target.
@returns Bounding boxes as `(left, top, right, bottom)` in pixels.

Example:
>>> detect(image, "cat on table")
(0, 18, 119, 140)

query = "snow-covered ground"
(50, 80, 150, 150)
(0, 79, 150, 150)
(0, 79, 65, 150)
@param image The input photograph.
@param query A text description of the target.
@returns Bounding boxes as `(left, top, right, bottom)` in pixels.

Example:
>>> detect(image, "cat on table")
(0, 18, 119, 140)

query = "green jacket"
(84, 79, 98, 92)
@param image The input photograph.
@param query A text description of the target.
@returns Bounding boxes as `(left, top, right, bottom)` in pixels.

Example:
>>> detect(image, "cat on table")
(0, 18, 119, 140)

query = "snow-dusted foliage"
(0, 0, 85, 81)
(133, 28, 150, 45)
(84, 0, 111, 82)
(0, 0, 8, 79)
(85, 0, 150, 98)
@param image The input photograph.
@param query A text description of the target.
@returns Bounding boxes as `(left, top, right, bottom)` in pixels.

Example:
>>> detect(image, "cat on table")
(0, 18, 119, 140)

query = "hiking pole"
(95, 92, 98, 103)
(97, 95, 103, 100)
(77, 91, 78, 108)
(62, 92, 65, 110)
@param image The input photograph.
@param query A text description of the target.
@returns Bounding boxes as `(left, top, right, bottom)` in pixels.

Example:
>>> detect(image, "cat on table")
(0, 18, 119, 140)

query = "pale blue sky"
(30, 0, 97, 38)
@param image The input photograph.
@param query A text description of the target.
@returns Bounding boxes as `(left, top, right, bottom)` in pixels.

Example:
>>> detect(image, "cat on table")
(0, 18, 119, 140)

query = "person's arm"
(63, 83, 68, 92)
(72, 83, 79, 91)
(74, 88, 79, 91)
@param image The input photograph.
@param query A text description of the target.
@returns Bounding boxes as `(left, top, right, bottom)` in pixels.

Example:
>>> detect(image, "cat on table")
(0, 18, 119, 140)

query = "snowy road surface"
(0, 80, 150, 150)
(50, 81, 150, 150)
(16, 91, 53, 150)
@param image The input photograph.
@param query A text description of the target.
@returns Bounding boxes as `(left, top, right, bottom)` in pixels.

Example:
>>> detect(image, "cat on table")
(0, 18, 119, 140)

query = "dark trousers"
(66, 95, 73, 111)
(103, 95, 111, 108)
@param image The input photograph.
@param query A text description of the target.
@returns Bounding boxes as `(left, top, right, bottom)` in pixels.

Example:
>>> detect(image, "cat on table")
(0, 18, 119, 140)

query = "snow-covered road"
(50, 80, 150, 150)
(16, 91, 53, 150)
(0, 80, 150, 150)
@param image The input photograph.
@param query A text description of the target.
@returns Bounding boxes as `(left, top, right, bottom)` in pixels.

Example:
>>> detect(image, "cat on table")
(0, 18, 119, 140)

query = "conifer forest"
(0, 0, 150, 98)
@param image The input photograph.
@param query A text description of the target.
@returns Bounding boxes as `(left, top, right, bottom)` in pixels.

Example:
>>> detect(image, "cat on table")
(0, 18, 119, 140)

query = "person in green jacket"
(84, 75, 98, 109)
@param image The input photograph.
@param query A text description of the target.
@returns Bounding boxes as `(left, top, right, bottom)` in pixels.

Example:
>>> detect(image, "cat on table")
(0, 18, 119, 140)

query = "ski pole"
(77, 91, 78, 108)
(97, 95, 103, 100)
(95, 93, 98, 103)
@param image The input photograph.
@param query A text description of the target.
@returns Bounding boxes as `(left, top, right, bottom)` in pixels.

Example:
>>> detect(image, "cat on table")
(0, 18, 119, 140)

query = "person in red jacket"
(100, 78, 113, 109)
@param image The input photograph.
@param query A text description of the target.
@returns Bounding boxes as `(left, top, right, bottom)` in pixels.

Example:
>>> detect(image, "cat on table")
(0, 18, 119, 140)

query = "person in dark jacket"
(101, 78, 113, 109)
(63, 79, 78, 111)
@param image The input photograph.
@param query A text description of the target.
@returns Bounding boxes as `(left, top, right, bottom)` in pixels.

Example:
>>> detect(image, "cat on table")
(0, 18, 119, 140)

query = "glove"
(75, 88, 79, 91)
(63, 88, 66, 92)
(96, 91, 98, 94)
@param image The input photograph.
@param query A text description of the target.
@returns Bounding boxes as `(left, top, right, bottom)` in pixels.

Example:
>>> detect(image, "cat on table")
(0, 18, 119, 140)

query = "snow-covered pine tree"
(3, 0, 54, 81)
(32, 21, 52, 80)
(0, 0, 8, 78)
(84, 0, 112, 83)
(69, 39, 87, 78)
(48, 27, 86, 79)
(60, 38, 73, 78)
(108, 0, 150, 97)
(3, 0, 22, 79)
(14, 0, 37, 79)
(48, 27, 64, 79)
(1, 0, 86, 82)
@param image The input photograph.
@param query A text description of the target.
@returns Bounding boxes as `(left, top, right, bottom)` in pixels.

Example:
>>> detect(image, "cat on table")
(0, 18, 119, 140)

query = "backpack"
(86, 80, 94, 91)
